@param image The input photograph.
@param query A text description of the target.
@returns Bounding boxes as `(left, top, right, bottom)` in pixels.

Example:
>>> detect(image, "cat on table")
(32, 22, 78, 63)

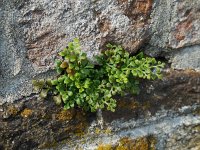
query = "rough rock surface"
(0, 0, 153, 103)
(170, 45, 200, 71)
(60, 70, 200, 150)
(1, 0, 200, 103)
(0, 97, 90, 149)
(146, 0, 200, 71)
(0, 0, 200, 149)
(0, 70, 199, 149)
(149, 0, 200, 49)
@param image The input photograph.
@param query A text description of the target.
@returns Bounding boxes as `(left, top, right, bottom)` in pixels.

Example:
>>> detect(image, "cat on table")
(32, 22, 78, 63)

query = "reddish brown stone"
(99, 18, 111, 33)
(124, 0, 153, 21)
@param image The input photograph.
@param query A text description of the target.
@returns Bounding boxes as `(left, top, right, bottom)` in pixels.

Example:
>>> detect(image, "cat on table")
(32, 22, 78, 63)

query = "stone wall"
(0, 70, 200, 149)
(0, 0, 200, 149)
(0, 0, 200, 103)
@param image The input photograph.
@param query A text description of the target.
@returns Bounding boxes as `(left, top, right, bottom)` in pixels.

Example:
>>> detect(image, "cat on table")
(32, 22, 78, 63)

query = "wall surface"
(0, 0, 200, 103)
(0, 0, 200, 149)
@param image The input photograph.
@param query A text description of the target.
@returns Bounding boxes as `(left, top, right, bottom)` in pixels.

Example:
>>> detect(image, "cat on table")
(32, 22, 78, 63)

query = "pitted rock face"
(0, 0, 153, 103)
(150, 0, 200, 49)
(0, 0, 200, 103)
(20, 0, 153, 70)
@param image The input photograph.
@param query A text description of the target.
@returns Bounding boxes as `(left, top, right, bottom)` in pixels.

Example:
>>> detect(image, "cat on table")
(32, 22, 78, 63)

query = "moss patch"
(21, 108, 32, 118)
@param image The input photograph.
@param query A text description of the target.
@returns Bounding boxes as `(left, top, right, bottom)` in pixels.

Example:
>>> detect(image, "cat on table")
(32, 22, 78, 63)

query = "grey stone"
(59, 106, 200, 150)
(170, 45, 200, 71)
(0, 69, 199, 149)
(146, 0, 200, 72)
(0, 0, 153, 103)
(0, 0, 200, 104)
(1, 0, 200, 149)
(149, 0, 200, 49)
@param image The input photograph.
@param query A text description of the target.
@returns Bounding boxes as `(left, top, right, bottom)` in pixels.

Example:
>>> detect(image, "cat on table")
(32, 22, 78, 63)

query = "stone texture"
(0, 96, 90, 149)
(145, 0, 200, 71)
(0, 0, 154, 103)
(149, 0, 200, 49)
(96, 136, 157, 150)
(1, 0, 200, 103)
(60, 69, 200, 149)
(0, 0, 200, 149)
(165, 125, 200, 150)
(170, 45, 200, 71)
(102, 70, 200, 122)
(0, 70, 199, 149)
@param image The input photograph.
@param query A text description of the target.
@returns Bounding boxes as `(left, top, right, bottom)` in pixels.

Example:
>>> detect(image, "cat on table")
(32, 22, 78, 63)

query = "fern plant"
(32, 38, 164, 112)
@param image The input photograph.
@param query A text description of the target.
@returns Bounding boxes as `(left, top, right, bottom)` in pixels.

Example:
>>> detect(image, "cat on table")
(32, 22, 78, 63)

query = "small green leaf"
(58, 76, 65, 83)
(68, 91, 73, 96)
(55, 60, 62, 67)
(60, 61, 68, 68)
(64, 77, 71, 84)
(40, 89, 48, 98)
(62, 94, 69, 101)
(70, 102, 75, 108)
(80, 53, 87, 60)
(131, 70, 137, 76)
(136, 52, 144, 59)
(70, 55, 76, 62)
(76, 98, 81, 105)
(147, 74, 151, 80)
(135, 60, 140, 65)
(46, 79, 52, 86)
(68, 63, 75, 69)
(56, 68, 63, 74)
(53, 95, 62, 105)
(85, 63, 94, 69)
(33, 86, 40, 91)
(32, 80, 38, 86)
(58, 48, 68, 56)
(64, 104, 70, 110)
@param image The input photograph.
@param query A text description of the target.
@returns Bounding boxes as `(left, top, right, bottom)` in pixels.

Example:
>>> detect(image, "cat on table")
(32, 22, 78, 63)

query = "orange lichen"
(97, 144, 112, 150)
(21, 108, 33, 118)
(56, 109, 88, 138)
(97, 136, 156, 150)
(75, 110, 86, 120)
(99, 19, 111, 33)
(7, 106, 18, 116)
(117, 137, 148, 150)
(55, 109, 75, 121)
